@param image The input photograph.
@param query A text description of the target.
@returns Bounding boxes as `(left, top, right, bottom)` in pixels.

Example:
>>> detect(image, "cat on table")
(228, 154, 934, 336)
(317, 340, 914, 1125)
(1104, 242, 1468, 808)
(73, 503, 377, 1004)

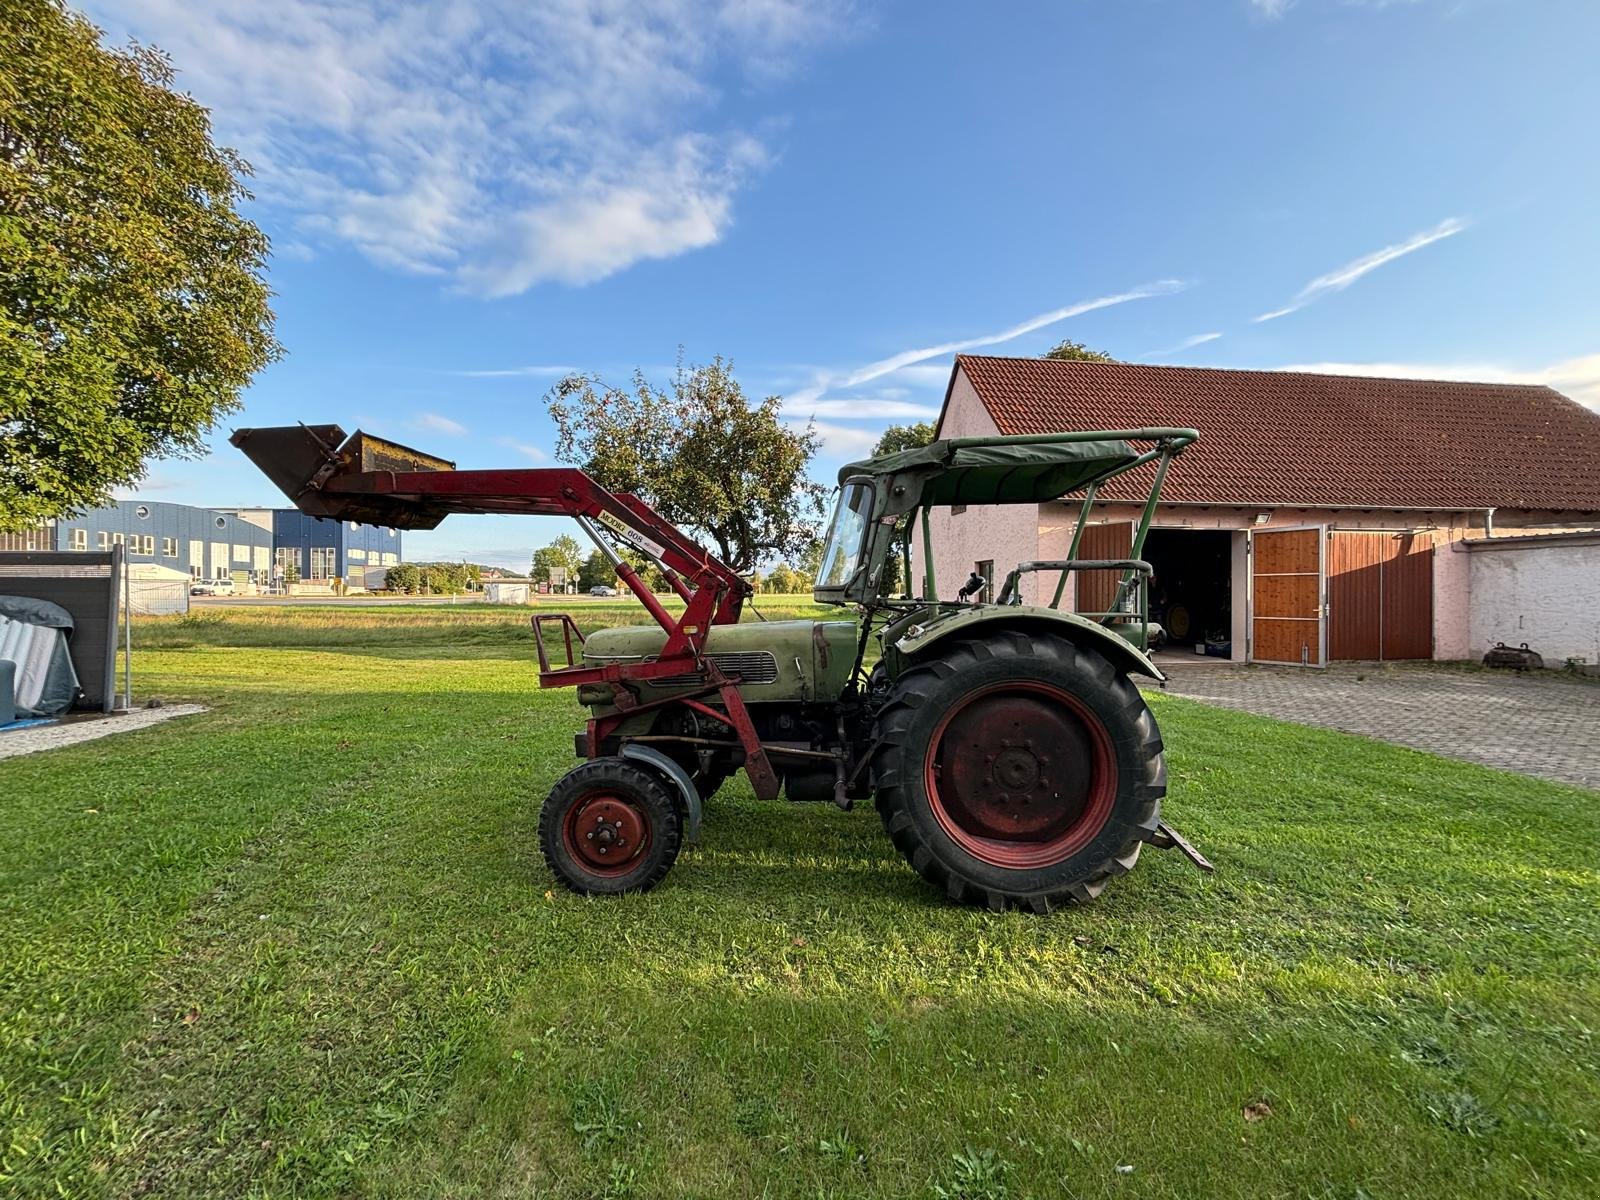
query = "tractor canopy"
(836, 435, 1140, 507)
(819, 428, 1198, 605)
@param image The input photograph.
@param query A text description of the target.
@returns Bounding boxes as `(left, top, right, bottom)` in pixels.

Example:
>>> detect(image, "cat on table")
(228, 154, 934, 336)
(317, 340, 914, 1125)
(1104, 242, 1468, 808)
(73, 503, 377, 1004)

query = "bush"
(385, 563, 421, 594)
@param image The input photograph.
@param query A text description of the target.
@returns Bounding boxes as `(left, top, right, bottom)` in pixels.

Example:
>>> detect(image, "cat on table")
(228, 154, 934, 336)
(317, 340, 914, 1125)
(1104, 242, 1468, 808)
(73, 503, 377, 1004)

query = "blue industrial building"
(38, 501, 402, 587)
(253, 509, 402, 582)
(52, 501, 274, 582)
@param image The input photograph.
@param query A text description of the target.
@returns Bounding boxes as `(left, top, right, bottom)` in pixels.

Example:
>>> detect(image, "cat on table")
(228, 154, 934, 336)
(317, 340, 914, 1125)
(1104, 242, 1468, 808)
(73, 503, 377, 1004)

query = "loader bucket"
(230, 424, 457, 530)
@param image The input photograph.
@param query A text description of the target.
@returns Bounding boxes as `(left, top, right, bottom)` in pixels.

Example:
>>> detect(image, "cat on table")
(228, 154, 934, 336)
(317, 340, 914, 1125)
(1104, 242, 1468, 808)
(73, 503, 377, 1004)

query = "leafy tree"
(385, 563, 420, 594)
(765, 563, 800, 594)
(547, 357, 825, 573)
(576, 548, 614, 591)
(0, 2, 280, 532)
(870, 421, 936, 595)
(1042, 339, 1116, 362)
(530, 534, 583, 586)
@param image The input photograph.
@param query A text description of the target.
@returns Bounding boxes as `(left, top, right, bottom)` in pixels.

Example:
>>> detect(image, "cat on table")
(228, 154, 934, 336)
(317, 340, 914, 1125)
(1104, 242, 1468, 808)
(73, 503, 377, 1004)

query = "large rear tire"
(872, 632, 1165, 912)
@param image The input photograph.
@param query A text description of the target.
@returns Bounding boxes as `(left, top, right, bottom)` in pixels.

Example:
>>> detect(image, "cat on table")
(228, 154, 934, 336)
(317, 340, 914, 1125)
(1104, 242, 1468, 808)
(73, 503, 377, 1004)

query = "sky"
(81, 0, 1600, 568)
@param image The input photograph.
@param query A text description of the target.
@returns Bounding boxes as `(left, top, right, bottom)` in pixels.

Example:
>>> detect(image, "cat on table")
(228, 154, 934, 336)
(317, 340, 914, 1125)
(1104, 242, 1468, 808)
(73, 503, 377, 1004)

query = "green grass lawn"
(2, 608, 1596, 1199)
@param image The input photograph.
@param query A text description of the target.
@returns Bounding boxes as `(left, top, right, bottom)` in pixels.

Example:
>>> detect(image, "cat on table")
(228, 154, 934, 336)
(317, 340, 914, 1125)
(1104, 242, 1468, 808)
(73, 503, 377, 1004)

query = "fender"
(891, 605, 1165, 682)
(618, 743, 703, 843)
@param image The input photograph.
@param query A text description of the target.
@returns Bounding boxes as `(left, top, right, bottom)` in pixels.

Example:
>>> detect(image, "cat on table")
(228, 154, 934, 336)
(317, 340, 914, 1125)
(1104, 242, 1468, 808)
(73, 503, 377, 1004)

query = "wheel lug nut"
(587, 832, 594, 839)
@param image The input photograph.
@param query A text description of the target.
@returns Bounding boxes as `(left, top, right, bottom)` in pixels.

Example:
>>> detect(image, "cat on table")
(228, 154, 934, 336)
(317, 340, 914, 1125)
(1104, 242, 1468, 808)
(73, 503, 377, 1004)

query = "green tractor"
(233, 422, 1209, 911)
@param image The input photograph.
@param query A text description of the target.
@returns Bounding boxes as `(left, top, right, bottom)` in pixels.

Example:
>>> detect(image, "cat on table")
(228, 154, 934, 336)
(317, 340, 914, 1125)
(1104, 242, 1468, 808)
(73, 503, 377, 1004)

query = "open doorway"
(1143, 529, 1233, 657)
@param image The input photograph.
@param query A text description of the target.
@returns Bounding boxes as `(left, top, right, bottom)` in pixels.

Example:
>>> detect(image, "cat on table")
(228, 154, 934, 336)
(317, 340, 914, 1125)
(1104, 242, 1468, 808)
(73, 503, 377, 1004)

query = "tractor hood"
(579, 619, 858, 707)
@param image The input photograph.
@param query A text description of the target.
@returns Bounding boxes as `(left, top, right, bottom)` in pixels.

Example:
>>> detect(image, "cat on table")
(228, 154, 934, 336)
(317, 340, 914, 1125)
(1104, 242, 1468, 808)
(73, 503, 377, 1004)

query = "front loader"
(233, 422, 1211, 912)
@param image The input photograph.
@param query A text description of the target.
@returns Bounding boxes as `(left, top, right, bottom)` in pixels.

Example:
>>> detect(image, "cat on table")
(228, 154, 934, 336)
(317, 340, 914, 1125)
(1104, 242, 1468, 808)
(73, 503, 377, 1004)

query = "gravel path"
(0, 704, 207, 760)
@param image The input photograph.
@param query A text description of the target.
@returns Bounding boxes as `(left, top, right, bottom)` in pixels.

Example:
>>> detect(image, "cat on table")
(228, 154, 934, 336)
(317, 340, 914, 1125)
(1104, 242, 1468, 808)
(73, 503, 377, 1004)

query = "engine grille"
(648, 651, 780, 687)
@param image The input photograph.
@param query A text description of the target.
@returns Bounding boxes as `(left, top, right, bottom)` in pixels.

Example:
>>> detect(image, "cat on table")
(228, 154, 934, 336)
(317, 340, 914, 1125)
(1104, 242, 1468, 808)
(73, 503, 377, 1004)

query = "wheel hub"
(565, 794, 648, 873)
(924, 682, 1117, 869)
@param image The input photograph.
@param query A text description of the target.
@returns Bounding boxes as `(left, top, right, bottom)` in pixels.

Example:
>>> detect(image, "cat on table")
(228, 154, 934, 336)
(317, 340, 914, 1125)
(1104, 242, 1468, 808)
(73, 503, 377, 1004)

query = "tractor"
(233, 422, 1211, 911)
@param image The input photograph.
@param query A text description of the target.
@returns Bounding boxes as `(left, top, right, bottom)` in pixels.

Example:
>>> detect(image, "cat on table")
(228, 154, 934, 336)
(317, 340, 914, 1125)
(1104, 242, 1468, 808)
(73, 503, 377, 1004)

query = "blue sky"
(84, 0, 1600, 567)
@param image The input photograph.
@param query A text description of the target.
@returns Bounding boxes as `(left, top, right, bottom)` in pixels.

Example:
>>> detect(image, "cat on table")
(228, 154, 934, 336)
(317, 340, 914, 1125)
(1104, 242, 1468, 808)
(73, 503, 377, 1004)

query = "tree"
(1042, 339, 1116, 362)
(547, 357, 826, 574)
(530, 534, 583, 586)
(576, 548, 614, 591)
(385, 563, 420, 594)
(870, 421, 936, 595)
(0, 2, 281, 532)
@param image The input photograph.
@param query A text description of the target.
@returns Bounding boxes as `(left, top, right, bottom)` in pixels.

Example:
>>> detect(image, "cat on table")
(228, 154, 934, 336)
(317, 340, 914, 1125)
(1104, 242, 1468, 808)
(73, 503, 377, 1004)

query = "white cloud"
(413, 412, 467, 436)
(791, 419, 883, 458)
(1149, 332, 1223, 358)
(85, 0, 854, 296)
(787, 280, 1186, 408)
(1255, 217, 1469, 322)
(1250, 0, 1295, 16)
(795, 398, 940, 419)
(497, 436, 549, 462)
(1274, 354, 1600, 411)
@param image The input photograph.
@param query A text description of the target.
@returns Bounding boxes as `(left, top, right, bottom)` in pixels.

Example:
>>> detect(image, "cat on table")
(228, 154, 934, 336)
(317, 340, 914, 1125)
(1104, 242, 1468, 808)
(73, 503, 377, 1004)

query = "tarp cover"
(838, 437, 1139, 505)
(0, 596, 81, 717)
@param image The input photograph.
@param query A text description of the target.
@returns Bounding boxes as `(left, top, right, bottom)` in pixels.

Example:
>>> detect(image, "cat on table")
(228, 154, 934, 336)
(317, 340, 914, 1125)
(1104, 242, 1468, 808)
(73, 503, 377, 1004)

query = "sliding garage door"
(1249, 526, 1325, 666)
(1327, 531, 1434, 660)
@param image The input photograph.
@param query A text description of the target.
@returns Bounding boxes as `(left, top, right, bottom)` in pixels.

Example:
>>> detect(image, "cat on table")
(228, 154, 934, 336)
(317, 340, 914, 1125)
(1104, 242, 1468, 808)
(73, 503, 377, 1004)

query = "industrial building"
(25, 501, 403, 590)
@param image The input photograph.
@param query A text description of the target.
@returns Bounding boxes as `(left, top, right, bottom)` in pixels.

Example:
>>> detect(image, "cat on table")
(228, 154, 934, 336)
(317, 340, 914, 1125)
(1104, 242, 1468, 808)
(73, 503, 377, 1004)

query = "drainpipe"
(1483, 507, 1496, 539)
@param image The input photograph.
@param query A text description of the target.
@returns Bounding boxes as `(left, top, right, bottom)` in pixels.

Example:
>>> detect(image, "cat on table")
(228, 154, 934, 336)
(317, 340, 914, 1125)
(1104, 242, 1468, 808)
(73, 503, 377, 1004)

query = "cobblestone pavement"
(1155, 665, 1598, 790)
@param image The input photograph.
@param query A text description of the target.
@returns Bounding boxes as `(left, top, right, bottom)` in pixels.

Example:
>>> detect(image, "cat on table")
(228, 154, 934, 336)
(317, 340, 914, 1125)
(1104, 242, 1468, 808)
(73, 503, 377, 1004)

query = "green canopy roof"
(839, 437, 1140, 506)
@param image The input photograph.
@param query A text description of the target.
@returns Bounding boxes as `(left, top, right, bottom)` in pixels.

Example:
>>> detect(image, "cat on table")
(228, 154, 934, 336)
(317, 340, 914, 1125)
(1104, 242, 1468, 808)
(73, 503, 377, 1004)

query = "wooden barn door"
(1074, 521, 1133, 617)
(1327, 531, 1434, 661)
(1249, 526, 1325, 666)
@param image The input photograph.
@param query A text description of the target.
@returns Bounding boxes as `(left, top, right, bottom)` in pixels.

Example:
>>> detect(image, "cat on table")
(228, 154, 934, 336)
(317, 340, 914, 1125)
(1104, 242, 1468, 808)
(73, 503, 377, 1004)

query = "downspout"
(920, 503, 936, 601)
(1483, 507, 1496, 539)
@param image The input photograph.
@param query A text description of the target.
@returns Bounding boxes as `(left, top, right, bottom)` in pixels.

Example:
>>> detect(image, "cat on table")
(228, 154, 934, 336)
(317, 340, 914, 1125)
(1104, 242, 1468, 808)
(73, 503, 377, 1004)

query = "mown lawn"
(1, 608, 1596, 1199)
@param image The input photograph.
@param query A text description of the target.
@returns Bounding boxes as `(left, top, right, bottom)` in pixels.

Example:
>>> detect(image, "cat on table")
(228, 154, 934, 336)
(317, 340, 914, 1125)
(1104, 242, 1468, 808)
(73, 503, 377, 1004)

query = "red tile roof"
(949, 355, 1600, 513)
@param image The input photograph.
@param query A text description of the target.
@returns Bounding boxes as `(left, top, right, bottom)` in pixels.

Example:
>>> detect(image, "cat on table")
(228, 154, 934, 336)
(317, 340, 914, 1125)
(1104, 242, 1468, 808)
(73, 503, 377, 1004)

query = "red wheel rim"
(562, 792, 651, 877)
(922, 680, 1117, 869)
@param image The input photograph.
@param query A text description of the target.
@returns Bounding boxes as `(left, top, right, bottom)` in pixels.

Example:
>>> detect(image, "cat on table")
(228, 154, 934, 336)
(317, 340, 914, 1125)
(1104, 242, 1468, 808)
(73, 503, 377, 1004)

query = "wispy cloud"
(1274, 353, 1600, 411)
(413, 412, 467, 436)
(497, 436, 549, 462)
(794, 398, 940, 419)
(1255, 217, 1469, 322)
(1249, 0, 1295, 17)
(788, 280, 1186, 408)
(87, 1, 857, 297)
(792, 419, 883, 458)
(1149, 332, 1223, 358)
(449, 365, 577, 379)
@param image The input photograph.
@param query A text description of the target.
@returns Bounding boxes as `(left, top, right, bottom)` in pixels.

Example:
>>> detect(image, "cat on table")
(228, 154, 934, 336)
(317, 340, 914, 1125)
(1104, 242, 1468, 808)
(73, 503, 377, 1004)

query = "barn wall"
(1466, 536, 1600, 666)
(920, 371, 1040, 603)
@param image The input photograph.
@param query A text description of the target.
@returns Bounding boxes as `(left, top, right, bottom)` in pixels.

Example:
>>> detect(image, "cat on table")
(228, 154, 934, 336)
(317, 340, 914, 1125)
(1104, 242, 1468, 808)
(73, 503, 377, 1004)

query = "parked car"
(589, 585, 618, 597)
(189, 578, 236, 596)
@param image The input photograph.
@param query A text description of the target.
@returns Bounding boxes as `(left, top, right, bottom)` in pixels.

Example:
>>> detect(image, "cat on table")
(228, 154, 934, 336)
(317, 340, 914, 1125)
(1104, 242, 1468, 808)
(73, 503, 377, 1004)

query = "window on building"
(382, 552, 398, 566)
(97, 531, 109, 550)
(70, 528, 87, 550)
(162, 537, 177, 557)
(310, 547, 336, 579)
(348, 548, 366, 562)
(233, 543, 250, 563)
(144, 535, 157, 555)
(111, 532, 125, 546)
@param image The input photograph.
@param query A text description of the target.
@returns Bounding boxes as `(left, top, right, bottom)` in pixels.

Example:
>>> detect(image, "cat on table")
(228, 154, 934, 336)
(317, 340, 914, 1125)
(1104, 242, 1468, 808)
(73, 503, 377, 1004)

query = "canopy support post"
(1051, 481, 1099, 609)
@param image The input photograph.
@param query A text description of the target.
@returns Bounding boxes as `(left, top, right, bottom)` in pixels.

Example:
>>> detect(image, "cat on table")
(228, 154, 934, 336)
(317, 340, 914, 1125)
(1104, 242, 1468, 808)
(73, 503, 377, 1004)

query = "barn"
(920, 355, 1600, 665)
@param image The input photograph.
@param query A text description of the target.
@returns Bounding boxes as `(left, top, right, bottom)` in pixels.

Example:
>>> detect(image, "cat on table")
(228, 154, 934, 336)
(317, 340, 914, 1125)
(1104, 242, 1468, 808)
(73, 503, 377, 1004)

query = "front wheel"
(872, 633, 1165, 912)
(539, 758, 683, 895)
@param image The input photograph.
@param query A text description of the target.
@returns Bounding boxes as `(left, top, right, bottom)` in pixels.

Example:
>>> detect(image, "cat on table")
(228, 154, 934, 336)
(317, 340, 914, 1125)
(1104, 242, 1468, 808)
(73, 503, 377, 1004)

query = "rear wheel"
(872, 633, 1165, 911)
(540, 758, 683, 895)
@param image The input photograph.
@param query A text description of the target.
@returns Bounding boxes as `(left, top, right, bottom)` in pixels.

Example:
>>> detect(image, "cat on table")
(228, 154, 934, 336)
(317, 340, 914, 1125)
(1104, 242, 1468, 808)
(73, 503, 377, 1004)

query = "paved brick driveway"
(1155, 664, 1598, 790)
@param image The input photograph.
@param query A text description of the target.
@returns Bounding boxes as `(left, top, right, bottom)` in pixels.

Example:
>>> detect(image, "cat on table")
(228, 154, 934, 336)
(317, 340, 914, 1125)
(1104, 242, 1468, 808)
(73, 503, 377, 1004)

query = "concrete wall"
(1465, 534, 1600, 666)
(917, 371, 1042, 603)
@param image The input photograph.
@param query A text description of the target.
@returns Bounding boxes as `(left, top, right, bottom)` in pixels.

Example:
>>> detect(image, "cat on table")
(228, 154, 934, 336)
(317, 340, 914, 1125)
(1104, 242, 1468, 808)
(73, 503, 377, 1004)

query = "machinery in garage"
(233, 422, 1210, 911)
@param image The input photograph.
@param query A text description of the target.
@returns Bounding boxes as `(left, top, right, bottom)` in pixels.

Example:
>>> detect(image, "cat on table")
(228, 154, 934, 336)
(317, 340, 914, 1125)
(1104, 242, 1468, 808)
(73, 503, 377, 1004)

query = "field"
(2, 605, 1596, 1198)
